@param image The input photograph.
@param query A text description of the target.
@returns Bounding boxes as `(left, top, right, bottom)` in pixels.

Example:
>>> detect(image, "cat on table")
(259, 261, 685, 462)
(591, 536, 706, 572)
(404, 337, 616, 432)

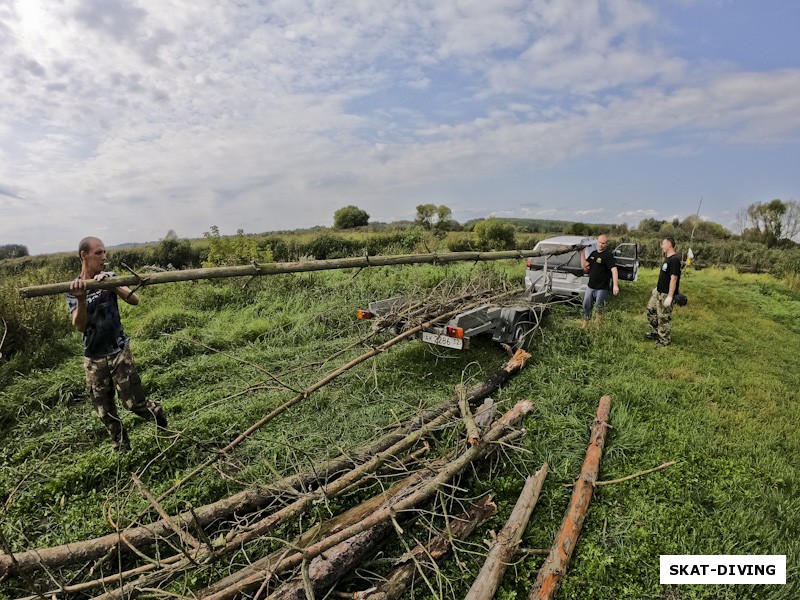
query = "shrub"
(305, 233, 360, 260)
(444, 233, 475, 252)
(474, 218, 516, 250)
(0, 267, 74, 382)
(333, 205, 370, 229)
(151, 238, 201, 269)
(203, 226, 272, 266)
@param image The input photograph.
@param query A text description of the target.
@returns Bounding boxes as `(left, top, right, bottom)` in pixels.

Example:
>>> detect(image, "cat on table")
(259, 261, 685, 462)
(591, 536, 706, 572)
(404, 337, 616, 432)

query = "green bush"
(333, 205, 370, 229)
(0, 266, 74, 383)
(474, 217, 516, 250)
(305, 233, 361, 260)
(444, 232, 475, 252)
(151, 238, 202, 269)
(203, 226, 272, 266)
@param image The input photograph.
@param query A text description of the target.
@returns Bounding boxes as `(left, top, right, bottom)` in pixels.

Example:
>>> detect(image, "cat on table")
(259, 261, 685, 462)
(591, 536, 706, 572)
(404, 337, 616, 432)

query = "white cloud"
(0, 0, 798, 253)
(618, 209, 658, 219)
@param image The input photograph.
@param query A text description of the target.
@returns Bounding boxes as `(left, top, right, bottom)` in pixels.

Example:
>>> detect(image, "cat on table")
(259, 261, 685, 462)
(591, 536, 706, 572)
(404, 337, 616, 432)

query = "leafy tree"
(333, 205, 370, 229)
(0, 244, 29, 260)
(474, 218, 516, 250)
(636, 218, 667, 233)
(736, 199, 800, 246)
(415, 204, 454, 232)
(415, 204, 437, 230)
(164, 229, 179, 240)
(153, 237, 199, 269)
(680, 216, 730, 240)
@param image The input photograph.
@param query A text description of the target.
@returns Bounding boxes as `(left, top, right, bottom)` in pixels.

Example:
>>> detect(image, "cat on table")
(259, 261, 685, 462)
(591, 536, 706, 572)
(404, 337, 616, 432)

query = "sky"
(1, 1, 799, 255)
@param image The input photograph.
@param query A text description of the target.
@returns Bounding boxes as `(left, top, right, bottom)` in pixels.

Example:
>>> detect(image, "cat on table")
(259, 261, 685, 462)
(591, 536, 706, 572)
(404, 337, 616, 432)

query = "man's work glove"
(663, 295, 673, 307)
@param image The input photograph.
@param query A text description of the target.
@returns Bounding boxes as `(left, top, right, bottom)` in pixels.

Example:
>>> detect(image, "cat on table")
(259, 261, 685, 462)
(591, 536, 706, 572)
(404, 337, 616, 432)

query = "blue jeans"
(582, 287, 608, 320)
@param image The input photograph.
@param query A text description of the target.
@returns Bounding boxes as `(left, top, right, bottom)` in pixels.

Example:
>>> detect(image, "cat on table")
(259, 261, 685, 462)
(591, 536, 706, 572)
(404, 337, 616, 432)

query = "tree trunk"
(19, 246, 581, 298)
(266, 522, 395, 600)
(353, 495, 498, 600)
(528, 396, 611, 600)
(465, 464, 549, 600)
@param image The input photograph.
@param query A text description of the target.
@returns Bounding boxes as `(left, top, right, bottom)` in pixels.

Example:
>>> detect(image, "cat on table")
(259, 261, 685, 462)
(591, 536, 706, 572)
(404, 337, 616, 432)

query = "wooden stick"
(131, 474, 201, 557)
(19, 246, 582, 298)
(593, 461, 676, 487)
(465, 463, 548, 600)
(528, 395, 611, 600)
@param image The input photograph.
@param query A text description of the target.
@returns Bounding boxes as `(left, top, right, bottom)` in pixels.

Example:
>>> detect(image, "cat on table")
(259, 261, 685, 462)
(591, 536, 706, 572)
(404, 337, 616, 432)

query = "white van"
(524, 235, 639, 299)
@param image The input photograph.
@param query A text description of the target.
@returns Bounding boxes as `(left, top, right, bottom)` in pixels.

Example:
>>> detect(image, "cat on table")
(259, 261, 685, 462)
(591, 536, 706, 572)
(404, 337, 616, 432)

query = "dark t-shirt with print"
(586, 248, 616, 290)
(657, 255, 681, 295)
(66, 274, 129, 358)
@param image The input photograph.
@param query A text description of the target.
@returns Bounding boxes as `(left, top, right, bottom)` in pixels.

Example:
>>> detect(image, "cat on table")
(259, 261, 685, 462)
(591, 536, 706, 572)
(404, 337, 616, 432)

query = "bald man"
(580, 234, 620, 329)
(67, 237, 167, 454)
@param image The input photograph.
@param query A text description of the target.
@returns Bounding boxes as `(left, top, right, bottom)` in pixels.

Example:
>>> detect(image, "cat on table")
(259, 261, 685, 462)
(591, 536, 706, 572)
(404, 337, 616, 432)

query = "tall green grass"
(0, 263, 797, 599)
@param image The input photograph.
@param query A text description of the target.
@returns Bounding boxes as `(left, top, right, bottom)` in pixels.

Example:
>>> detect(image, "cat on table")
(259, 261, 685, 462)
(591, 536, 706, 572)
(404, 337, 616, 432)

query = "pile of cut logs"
(1, 350, 612, 600)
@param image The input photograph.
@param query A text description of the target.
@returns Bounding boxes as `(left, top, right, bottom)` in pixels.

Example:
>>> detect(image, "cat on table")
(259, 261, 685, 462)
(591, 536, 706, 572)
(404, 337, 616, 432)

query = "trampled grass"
(0, 263, 797, 599)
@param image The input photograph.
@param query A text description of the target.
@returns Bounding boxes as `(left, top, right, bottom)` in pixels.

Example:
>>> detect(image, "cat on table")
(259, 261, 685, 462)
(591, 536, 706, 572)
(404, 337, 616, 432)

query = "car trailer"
(358, 289, 552, 351)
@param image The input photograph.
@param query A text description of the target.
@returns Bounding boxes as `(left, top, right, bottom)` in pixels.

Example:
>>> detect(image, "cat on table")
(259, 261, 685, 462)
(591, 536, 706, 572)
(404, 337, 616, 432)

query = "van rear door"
(612, 243, 639, 281)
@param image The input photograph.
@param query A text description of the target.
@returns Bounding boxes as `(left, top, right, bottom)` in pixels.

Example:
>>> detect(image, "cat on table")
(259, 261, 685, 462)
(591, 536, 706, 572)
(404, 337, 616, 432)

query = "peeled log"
(464, 463, 549, 600)
(528, 396, 611, 600)
(353, 495, 498, 600)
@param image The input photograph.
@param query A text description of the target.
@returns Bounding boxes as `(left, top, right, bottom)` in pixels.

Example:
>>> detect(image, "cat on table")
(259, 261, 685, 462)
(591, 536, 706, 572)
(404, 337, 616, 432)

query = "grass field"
(0, 261, 798, 599)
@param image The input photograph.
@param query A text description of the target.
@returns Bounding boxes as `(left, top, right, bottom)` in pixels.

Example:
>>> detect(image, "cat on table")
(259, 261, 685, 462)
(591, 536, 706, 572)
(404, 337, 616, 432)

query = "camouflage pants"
(646, 289, 674, 345)
(84, 345, 165, 450)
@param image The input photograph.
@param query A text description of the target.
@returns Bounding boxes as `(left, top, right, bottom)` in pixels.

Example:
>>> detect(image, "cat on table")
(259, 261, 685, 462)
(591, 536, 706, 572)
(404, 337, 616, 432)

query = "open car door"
(612, 242, 639, 281)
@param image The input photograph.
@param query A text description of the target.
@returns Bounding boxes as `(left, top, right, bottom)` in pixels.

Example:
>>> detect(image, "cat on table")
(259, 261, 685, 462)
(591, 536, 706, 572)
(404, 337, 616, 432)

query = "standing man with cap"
(580, 234, 620, 329)
(645, 237, 682, 347)
(67, 236, 167, 453)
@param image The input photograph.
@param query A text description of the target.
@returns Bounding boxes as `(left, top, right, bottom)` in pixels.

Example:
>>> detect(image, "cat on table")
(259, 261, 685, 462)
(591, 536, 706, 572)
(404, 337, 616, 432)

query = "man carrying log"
(67, 236, 167, 454)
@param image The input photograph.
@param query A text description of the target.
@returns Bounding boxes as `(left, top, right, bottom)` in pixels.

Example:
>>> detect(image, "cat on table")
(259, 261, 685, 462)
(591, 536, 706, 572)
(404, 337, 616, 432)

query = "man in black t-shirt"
(645, 237, 681, 347)
(67, 237, 167, 453)
(580, 234, 619, 329)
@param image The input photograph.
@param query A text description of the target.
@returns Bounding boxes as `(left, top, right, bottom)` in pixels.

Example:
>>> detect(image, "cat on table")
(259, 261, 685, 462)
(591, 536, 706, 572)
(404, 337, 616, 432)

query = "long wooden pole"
(528, 395, 612, 600)
(465, 463, 549, 600)
(18, 246, 580, 298)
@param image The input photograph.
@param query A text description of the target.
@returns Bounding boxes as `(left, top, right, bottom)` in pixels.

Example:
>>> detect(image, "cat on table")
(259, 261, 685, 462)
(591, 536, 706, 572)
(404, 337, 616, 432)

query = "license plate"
(551, 271, 567, 279)
(422, 331, 464, 349)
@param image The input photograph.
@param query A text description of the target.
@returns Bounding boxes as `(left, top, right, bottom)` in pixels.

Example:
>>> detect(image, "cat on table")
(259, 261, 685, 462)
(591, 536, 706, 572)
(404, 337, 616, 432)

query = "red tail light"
(446, 326, 464, 339)
(526, 258, 532, 268)
(357, 310, 374, 319)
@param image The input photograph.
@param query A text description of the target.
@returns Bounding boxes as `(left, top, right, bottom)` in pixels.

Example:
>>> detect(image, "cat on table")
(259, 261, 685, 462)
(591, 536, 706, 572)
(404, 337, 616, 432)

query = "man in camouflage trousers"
(645, 237, 682, 347)
(67, 237, 167, 453)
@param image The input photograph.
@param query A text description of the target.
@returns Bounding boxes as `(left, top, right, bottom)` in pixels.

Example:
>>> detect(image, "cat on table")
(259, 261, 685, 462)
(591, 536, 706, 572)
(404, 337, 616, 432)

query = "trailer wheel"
(511, 320, 532, 351)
